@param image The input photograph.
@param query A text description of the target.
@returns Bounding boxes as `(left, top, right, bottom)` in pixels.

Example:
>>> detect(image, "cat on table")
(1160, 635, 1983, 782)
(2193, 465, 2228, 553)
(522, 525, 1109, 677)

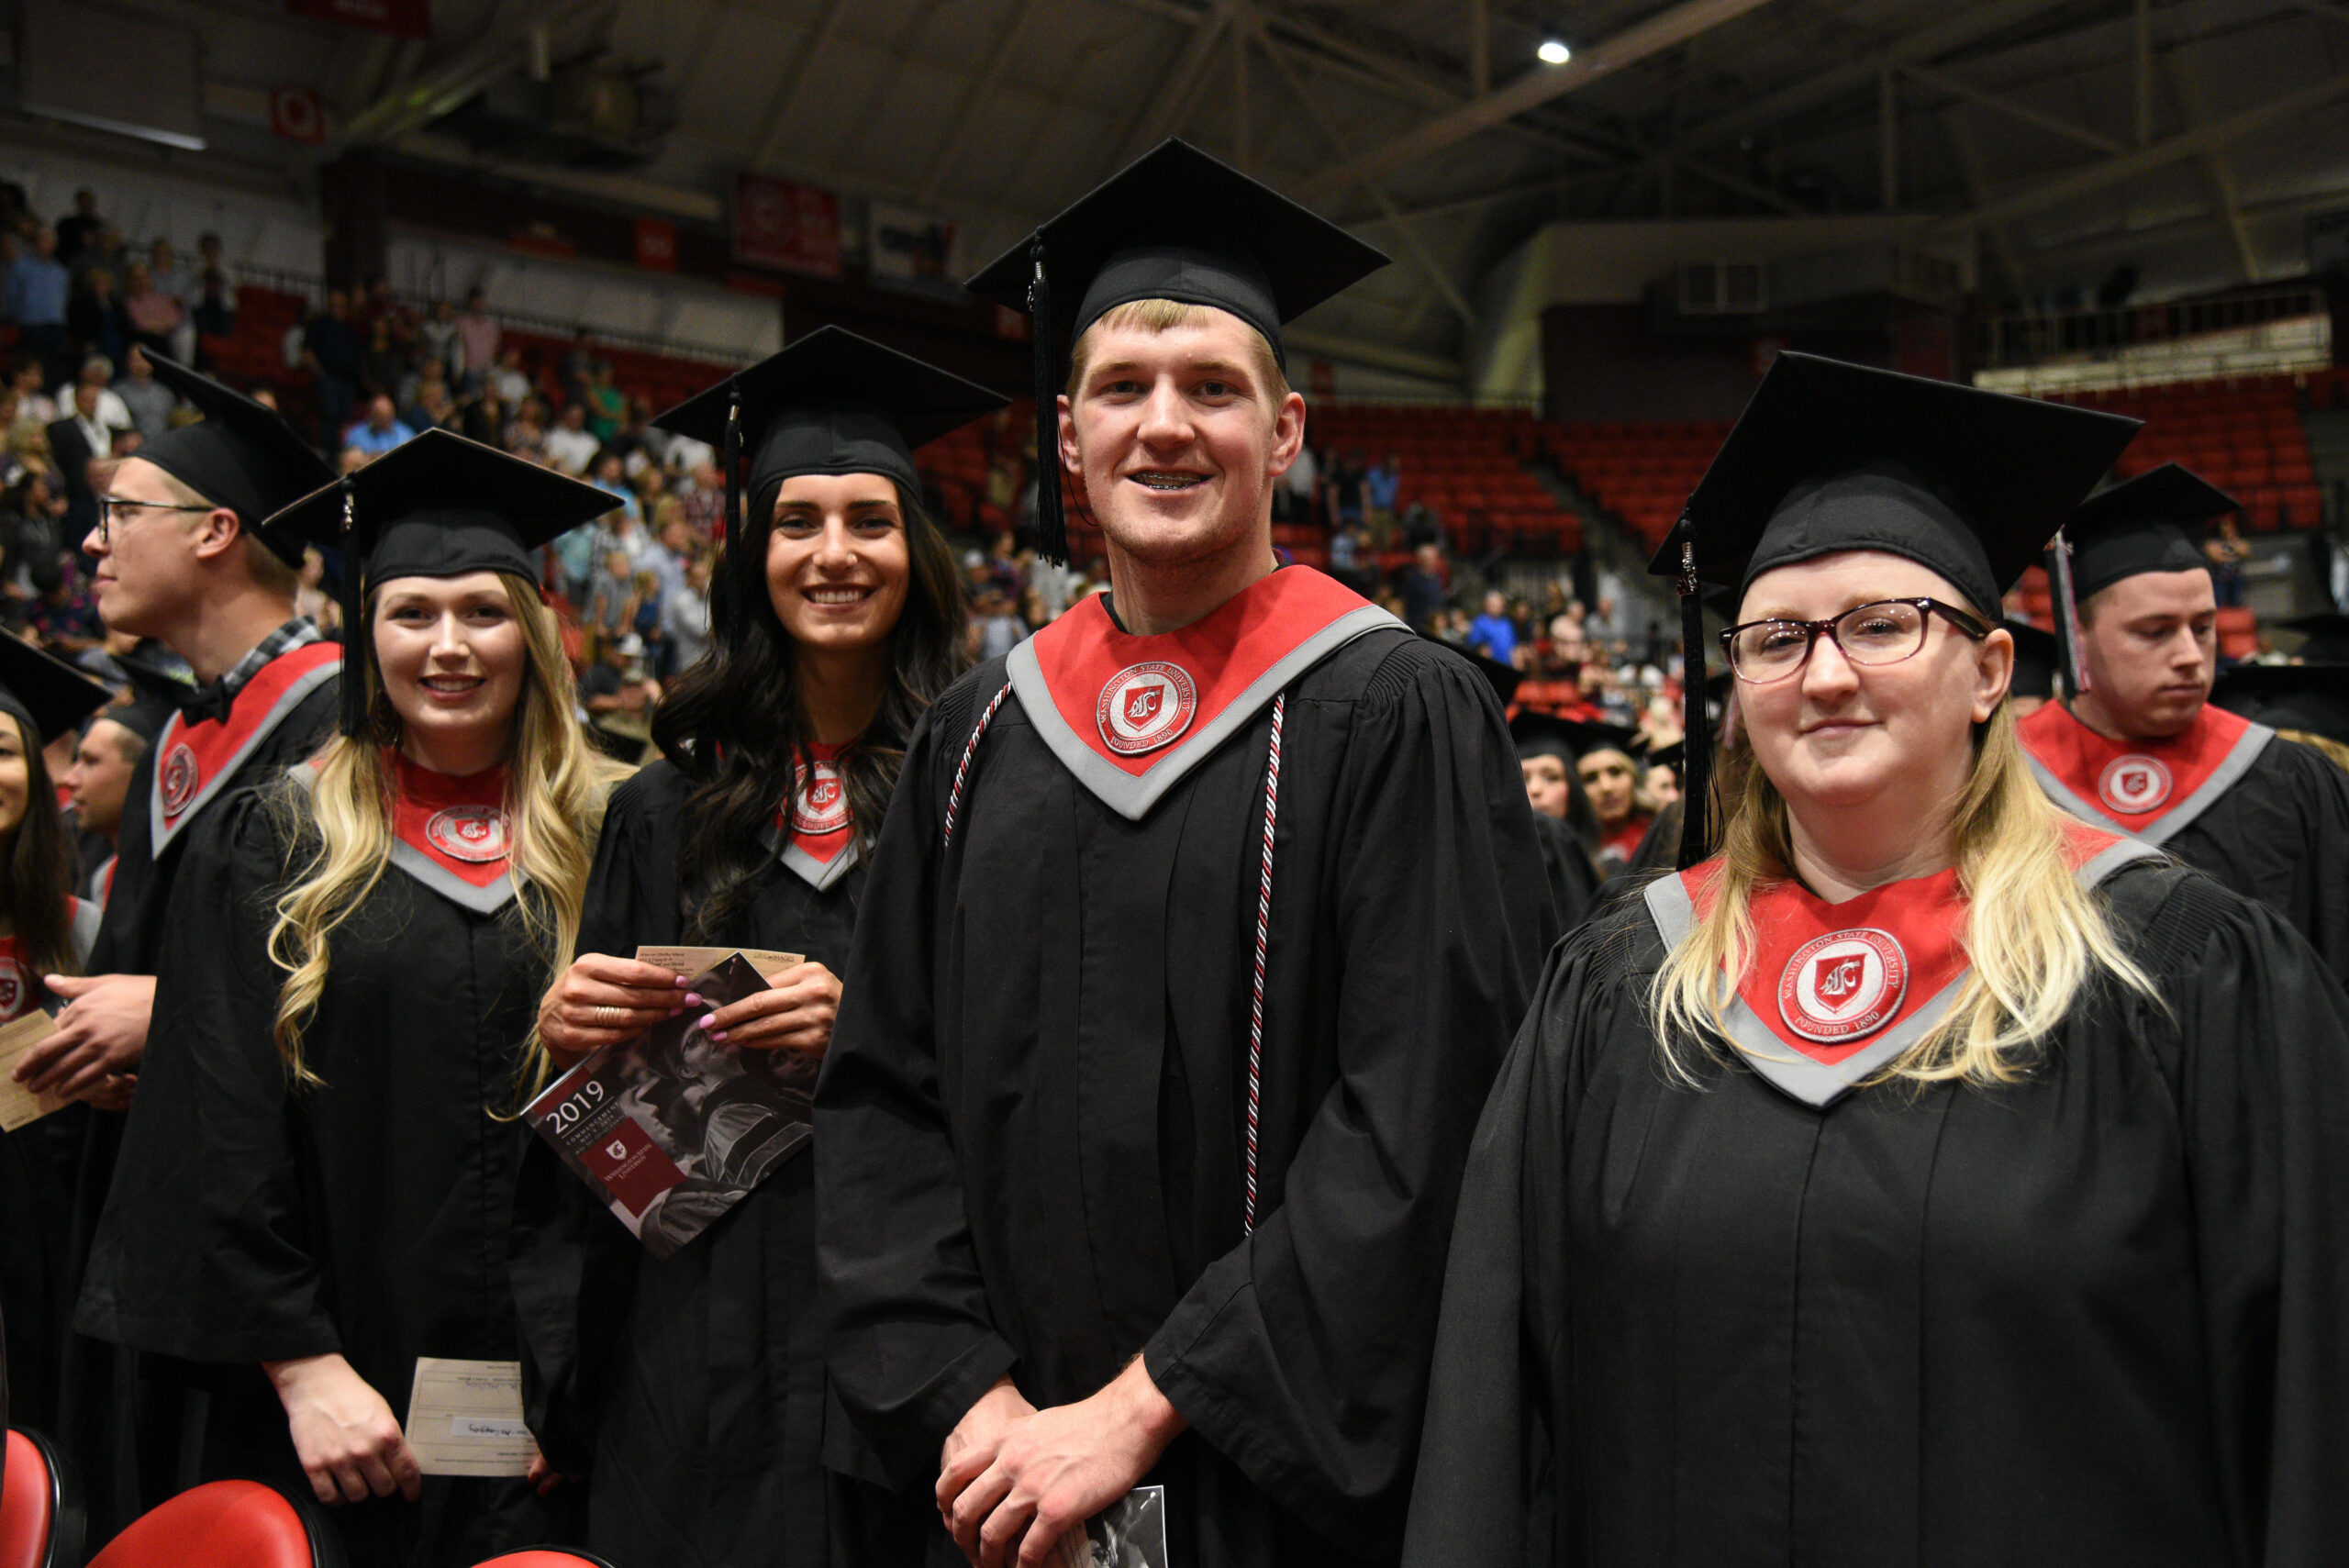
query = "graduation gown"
(2020, 699, 2349, 978)
(75, 763, 574, 1568)
(510, 759, 919, 1568)
(61, 638, 341, 1529)
(0, 900, 102, 1435)
(1403, 837, 2349, 1567)
(1529, 811, 1599, 937)
(818, 568, 1554, 1566)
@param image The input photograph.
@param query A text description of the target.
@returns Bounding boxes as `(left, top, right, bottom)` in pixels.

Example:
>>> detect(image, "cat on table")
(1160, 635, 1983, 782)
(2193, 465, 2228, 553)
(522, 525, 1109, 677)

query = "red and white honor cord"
(942, 681, 1012, 850)
(1243, 694, 1285, 1235)
(941, 680, 1287, 1238)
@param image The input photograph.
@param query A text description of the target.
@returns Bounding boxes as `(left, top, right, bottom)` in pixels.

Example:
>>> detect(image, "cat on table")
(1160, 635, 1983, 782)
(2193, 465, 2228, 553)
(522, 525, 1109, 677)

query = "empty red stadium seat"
(0, 1429, 83, 1568)
(86, 1480, 340, 1568)
(471, 1553, 624, 1568)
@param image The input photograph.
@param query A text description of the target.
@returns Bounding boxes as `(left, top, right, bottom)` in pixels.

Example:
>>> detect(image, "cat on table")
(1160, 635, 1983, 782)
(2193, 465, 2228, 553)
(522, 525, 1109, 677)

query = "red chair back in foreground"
(84, 1479, 342, 1568)
(472, 1552, 625, 1567)
(0, 1429, 84, 1568)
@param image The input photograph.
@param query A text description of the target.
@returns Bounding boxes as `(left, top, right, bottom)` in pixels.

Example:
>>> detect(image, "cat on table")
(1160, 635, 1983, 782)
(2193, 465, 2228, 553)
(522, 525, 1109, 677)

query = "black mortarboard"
(0, 633, 112, 745)
(1435, 632, 1522, 706)
(1650, 738, 1687, 773)
(267, 428, 618, 736)
(2210, 662, 2349, 747)
(1646, 353, 2139, 868)
(1511, 711, 1644, 764)
(129, 353, 334, 566)
(2065, 462, 2236, 601)
(651, 328, 1007, 626)
(2282, 611, 2349, 665)
(97, 691, 175, 747)
(2003, 618, 2063, 701)
(965, 139, 1388, 563)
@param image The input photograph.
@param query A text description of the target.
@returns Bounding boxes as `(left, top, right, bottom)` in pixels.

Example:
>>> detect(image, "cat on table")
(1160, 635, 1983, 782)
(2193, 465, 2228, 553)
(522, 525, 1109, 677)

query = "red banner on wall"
(731, 173, 841, 280)
(285, 0, 430, 39)
(634, 217, 677, 273)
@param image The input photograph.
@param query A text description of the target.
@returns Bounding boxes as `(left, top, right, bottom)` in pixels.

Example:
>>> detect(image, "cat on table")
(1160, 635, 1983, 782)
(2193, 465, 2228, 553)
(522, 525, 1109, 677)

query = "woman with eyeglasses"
(1402, 355, 2349, 1565)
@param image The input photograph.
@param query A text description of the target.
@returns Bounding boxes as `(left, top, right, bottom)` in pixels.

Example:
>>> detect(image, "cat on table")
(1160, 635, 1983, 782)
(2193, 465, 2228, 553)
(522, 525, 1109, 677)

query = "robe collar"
(292, 751, 518, 913)
(2018, 700, 2273, 845)
(1006, 566, 1402, 820)
(1642, 822, 2157, 1109)
(149, 639, 343, 854)
(763, 740, 858, 892)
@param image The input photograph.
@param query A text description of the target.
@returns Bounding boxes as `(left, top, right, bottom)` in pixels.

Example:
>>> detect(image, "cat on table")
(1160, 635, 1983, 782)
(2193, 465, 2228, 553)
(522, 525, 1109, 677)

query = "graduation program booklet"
(0, 1010, 71, 1132)
(1055, 1486, 1168, 1568)
(523, 951, 814, 1260)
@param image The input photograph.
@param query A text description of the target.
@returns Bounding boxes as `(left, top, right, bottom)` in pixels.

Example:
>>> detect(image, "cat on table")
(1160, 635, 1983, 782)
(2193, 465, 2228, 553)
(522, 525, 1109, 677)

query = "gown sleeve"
(2269, 738, 2349, 981)
(511, 771, 657, 1470)
(1397, 914, 1639, 1568)
(816, 684, 1021, 1485)
(72, 783, 340, 1364)
(2152, 871, 2349, 1562)
(1139, 644, 1556, 1547)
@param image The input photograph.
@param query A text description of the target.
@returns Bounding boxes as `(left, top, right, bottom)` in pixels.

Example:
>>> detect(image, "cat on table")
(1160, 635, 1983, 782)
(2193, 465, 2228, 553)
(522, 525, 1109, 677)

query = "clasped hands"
(538, 955, 841, 1067)
(937, 1359, 1186, 1568)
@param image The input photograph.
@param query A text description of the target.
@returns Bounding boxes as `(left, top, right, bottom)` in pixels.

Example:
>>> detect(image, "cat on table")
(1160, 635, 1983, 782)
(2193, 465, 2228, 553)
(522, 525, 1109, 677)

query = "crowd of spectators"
(0, 179, 1698, 761)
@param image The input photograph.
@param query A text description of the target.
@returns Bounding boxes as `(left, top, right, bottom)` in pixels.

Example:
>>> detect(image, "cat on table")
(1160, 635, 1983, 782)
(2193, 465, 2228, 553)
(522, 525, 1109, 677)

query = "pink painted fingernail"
(674, 975, 692, 986)
(667, 1006, 684, 1017)
(709, 1029, 729, 1043)
(684, 994, 704, 1007)
(697, 1014, 717, 1030)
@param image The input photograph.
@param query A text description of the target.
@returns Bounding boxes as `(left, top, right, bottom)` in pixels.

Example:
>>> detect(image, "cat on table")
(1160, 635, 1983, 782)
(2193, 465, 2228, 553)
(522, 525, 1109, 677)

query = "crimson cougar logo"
(0, 959, 25, 1020)
(1777, 928, 1909, 1044)
(1096, 661, 1197, 756)
(159, 742, 199, 818)
(2098, 753, 2173, 814)
(425, 806, 512, 863)
(790, 758, 851, 835)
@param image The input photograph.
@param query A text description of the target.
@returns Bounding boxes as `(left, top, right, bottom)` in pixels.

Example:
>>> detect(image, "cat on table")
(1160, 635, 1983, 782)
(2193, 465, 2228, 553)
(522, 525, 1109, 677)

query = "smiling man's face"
(1059, 305, 1304, 569)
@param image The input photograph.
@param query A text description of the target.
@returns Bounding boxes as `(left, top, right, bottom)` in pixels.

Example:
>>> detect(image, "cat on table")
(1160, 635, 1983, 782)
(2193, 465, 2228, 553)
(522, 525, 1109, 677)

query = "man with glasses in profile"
(7, 354, 337, 1534)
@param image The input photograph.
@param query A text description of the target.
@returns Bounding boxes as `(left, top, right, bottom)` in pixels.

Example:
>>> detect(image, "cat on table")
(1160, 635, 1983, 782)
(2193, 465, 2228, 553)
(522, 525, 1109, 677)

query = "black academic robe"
(62, 640, 340, 1531)
(1529, 811, 1600, 937)
(75, 776, 575, 1568)
(1402, 856, 2349, 1567)
(510, 761, 920, 1568)
(818, 595, 1554, 1567)
(2021, 700, 2349, 978)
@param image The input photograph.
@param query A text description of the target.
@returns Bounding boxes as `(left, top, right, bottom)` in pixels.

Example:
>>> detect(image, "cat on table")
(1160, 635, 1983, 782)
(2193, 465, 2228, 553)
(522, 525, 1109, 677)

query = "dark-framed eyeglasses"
(1720, 597, 1989, 684)
(95, 495, 213, 546)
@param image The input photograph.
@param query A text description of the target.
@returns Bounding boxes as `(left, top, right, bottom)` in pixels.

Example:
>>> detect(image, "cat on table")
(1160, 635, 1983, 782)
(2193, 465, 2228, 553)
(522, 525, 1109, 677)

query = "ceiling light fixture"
(1537, 39, 1572, 65)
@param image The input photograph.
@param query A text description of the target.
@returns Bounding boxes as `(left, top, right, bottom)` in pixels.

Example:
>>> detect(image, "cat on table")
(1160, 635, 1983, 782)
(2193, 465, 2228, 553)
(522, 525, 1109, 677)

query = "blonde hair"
(1648, 706, 2157, 1089)
(1065, 298, 1290, 402)
(269, 575, 607, 1093)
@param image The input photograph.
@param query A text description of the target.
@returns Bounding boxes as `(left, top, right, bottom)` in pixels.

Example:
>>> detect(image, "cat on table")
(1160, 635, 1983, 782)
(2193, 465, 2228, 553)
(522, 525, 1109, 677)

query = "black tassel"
(722, 375, 747, 633)
(336, 480, 367, 739)
(1672, 517, 1715, 872)
(1028, 235, 1068, 566)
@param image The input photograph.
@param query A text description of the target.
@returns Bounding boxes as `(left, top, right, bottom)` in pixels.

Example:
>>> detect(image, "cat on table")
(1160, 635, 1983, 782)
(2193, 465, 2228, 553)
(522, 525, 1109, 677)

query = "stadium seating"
(2056, 373, 2325, 533)
(1303, 405, 1584, 560)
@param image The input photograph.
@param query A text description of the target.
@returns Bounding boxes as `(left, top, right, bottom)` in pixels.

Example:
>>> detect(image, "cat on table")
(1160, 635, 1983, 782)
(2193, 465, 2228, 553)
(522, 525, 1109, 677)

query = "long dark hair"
(651, 478, 966, 940)
(0, 711, 79, 995)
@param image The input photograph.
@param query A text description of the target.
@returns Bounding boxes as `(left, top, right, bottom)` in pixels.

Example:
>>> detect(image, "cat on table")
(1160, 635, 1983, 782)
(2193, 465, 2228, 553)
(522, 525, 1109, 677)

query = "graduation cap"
(127, 353, 335, 566)
(2003, 618, 2063, 702)
(2064, 462, 2236, 602)
(1511, 711, 1645, 765)
(266, 428, 620, 736)
(650, 328, 1008, 625)
(1432, 632, 1521, 706)
(965, 139, 1389, 563)
(95, 691, 176, 747)
(0, 633, 113, 747)
(1645, 352, 2140, 869)
(1650, 738, 1687, 773)
(2282, 611, 2349, 665)
(2210, 662, 2349, 747)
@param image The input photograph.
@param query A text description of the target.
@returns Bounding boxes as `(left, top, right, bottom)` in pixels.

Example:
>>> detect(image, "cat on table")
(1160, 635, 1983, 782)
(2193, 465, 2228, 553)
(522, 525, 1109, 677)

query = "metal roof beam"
(1295, 0, 1776, 202)
(1899, 60, 2126, 156)
(1926, 66, 2349, 237)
